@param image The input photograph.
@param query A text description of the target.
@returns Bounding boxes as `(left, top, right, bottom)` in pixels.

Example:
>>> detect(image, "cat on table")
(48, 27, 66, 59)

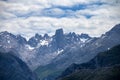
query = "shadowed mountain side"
(59, 65, 120, 80)
(57, 44, 120, 80)
(0, 52, 38, 80)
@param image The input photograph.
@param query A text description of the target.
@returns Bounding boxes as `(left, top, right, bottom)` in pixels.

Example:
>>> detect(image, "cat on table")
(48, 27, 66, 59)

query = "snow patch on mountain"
(7, 40, 10, 43)
(80, 38, 88, 43)
(40, 40, 49, 46)
(57, 49, 64, 55)
(25, 45, 35, 50)
(107, 48, 110, 50)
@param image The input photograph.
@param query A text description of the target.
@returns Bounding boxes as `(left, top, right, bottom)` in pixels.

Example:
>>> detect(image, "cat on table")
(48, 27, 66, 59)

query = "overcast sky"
(0, 0, 120, 39)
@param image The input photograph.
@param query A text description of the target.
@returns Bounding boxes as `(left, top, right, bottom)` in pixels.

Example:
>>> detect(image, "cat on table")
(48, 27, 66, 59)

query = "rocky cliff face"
(0, 51, 38, 80)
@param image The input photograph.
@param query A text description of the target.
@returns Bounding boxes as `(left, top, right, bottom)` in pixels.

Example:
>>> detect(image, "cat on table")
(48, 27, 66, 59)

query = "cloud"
(0, 0, 120, 39)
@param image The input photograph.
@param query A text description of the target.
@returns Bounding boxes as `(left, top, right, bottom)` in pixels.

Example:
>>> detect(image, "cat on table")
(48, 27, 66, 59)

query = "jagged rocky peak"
(0, 31, 9, 35)
(55, 28, 64, 37)
(27, 33, 51, 47)
(65, 32, 80, 43)
(80, 33, 91, 39)
(16, 35, 27, 44)
(27, 33, 42, 47)
(0, 31, 15, 38)
(35, 33, 42, 39)
(68, 32, 78, 37)
(44, 33, 49, 39)
(0, 31, 27, 44)
(67, 32, 72, 36)
(52, 28, 65, 49)
(0, 31, 16, 45)
(71, 32, 76, 36)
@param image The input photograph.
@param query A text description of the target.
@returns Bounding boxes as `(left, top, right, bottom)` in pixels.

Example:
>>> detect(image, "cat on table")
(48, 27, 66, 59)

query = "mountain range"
(0, 28, 91, 70)
(0, 24, 120, 80)
(35, 24, 120, 80)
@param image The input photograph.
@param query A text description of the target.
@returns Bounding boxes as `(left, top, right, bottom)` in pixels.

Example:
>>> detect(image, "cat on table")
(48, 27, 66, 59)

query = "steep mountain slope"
(59, 65, 120, 80)
(58, 44, 120, 80)
(35, 24, 120, 80)
(0, 51, 38, 80)
(0, 31, 26, 55)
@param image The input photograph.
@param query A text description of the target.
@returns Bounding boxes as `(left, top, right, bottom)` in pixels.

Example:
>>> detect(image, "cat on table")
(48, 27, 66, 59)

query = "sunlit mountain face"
(0, 0, 120, 80)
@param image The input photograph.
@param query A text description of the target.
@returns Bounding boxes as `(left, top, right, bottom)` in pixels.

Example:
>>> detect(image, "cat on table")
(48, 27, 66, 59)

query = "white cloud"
(41, 8, 65, 17)
(0, 0, 120, 39)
